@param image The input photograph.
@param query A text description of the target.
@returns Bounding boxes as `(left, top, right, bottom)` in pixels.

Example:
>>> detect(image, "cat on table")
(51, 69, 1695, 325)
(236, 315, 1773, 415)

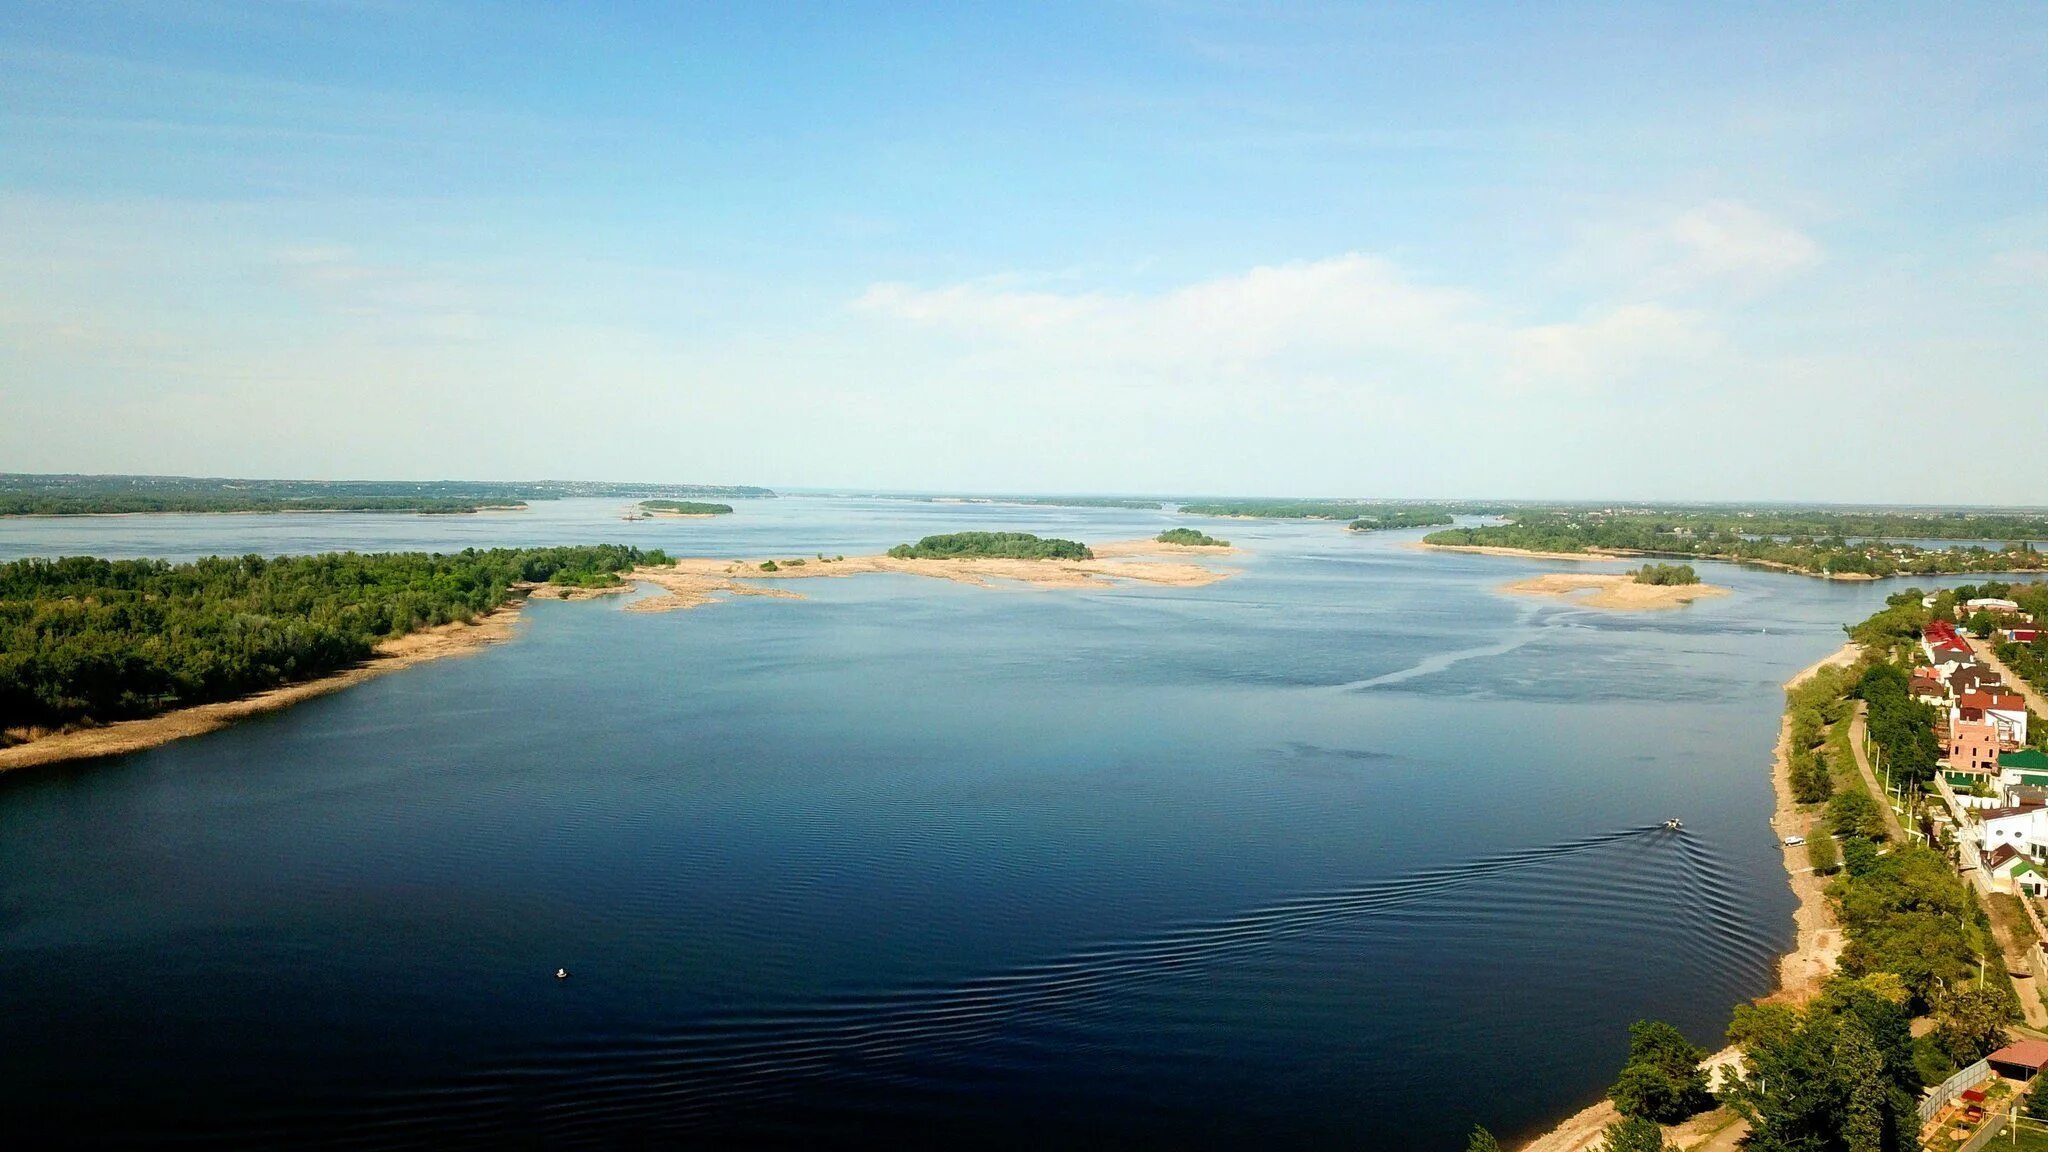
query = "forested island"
(639, 500, 734, 515)
(1156, 528, 1228, 547)
(0, 474, 776, 516)
(1425, 509, 2048, 578)
(1630, 563, 1699, 586)
(0, 545, 665, 739)
(1347, 510, 1456, 531)
(886, 532, 1093, 560)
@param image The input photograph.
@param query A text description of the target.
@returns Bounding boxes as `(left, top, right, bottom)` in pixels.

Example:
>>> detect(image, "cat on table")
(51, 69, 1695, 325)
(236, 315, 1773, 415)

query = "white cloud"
(856, 252, 1714, 398)
(1568, 200, 1823, 297)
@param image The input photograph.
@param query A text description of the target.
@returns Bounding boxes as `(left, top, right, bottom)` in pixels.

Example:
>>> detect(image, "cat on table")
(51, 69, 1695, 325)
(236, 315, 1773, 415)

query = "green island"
(0, 474, 775, 516)
(1346, 510, 1456, 531)
(1425, 508, 2048, 578)
(1155, 528, 1228, 547)
(1502, 591, 2042, 1152)
(886, 532, 1092, 560)
(0, 545, 666, 739)
(1630, 563, 1700, 586)
(638, 500, 735, 515)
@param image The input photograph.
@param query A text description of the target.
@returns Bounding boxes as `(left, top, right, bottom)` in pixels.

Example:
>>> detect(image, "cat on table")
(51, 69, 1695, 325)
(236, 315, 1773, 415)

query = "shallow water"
(0, 499, 1955, 1147)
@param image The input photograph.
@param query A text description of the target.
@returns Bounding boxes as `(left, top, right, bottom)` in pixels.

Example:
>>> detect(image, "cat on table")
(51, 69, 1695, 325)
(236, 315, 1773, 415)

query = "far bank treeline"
(0, 475, 775, 516)
(0, 546, 666, 739)
(1426, 508, 2048, 578)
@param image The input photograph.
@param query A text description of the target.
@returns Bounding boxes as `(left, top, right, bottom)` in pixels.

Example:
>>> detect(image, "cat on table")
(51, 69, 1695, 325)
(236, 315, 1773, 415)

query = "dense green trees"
(0, 545, 665, 735)
(1607, 1020, 1712, 1123)
(1464, 1126, 1501, 1152)
(1599, 1117, 1666, 1152)
(1834, 843, 2000, 1012)
(1156, 528, 1228, 547)
(1631, 564, 1700, 586)
(638, 500, 734, 515)
(1424, 509, 2048, 578)
(1724, 978, 1922, 1152)
(1855, 664, 1939, 787)
(886, 533, 1092, 560)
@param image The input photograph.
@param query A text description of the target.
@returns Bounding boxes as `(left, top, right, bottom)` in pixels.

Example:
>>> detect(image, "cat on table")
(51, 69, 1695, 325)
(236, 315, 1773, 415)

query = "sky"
(2, 1, 2046, 502)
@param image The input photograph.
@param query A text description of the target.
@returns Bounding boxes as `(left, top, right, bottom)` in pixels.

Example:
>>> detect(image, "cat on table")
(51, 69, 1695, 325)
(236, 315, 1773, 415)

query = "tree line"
(1427, 512, 2048, 579)
(886, 532, 1092, 560)
(0, 545, 666, 736)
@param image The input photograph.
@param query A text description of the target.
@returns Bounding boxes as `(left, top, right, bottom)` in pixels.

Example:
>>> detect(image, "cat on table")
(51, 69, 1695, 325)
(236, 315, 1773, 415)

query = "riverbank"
(1515, 642, 1857, 1152)
(0, 605, 529, 773)
(1500, 572, 1731, 611)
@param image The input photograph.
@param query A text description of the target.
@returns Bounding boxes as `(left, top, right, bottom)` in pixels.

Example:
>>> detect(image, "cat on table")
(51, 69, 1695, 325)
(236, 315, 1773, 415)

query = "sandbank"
(625, 539, 1237, 613)
(1499, 572, 1729, 611)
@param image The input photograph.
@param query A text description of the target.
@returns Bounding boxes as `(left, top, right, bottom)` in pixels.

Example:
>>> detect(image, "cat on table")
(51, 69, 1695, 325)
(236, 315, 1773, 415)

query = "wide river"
(0, 497, 1954, 1148)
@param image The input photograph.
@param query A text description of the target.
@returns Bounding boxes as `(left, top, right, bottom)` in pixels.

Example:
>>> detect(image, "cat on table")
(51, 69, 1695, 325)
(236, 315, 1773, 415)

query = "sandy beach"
(625, 539, 1237, 612)
(1499, 572, 1731, 611)
(1514, 642, 1857, 1152)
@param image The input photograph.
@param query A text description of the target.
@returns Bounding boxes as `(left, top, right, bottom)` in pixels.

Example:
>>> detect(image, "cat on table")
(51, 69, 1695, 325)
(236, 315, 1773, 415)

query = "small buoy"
(555, 968, 569, 980)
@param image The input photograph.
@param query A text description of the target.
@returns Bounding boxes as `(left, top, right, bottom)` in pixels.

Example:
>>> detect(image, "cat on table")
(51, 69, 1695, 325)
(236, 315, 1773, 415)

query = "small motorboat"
(555, 968, 570, 980)
(1664, 818, 1684, 831)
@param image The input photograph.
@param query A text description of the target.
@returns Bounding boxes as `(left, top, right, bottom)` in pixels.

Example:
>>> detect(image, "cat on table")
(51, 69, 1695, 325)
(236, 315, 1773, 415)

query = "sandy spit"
(1499, 572, 1731, 611)
(1515, 643, 1858, 1152)
(624, 539, 1237, 613)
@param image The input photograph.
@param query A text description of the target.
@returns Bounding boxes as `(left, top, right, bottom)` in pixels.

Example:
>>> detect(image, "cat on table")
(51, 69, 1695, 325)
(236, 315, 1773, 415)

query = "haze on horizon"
(3, 2, 2045, 504)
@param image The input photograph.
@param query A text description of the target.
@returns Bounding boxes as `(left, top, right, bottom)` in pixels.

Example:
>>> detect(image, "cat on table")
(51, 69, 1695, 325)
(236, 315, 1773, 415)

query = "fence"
(1924, 1059, 1993, 1125)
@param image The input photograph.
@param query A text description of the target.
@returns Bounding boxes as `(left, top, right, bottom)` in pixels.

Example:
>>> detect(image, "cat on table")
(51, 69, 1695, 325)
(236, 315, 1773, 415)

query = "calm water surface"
(0, 499, 1951, 1147)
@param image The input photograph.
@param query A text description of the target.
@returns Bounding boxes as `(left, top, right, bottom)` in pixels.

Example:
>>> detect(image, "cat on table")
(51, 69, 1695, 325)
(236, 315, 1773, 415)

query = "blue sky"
(3, 1, 2046, 501)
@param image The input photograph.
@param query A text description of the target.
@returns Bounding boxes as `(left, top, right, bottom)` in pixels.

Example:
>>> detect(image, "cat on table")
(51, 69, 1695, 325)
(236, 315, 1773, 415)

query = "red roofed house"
(1988, 1040, 2048, 1080)
(1955, 692, 2029, 747)
(1911, 666, 1947, 704)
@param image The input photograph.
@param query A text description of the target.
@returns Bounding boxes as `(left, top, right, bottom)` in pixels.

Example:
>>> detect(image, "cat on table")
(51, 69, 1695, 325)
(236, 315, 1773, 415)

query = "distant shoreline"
(0, 540, 1237, 770)
(1415, 540, 1891, 580)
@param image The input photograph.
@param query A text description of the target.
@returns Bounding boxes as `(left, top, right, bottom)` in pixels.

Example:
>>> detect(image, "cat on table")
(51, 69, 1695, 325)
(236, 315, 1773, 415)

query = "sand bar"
(1500, 572, 1730, 611)
(626, 539, 1236, 613)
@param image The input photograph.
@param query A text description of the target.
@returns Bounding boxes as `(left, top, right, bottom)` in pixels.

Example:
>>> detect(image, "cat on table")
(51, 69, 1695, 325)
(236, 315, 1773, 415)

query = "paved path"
(1848, 704, 1909, 842)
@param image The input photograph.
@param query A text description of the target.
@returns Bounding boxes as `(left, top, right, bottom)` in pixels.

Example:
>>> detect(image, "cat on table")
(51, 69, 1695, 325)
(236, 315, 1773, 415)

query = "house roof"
(2002, 749, 2048, 771)
(1986, 843, 2021, 869)
(2015, 860, 2041, 878)
(1960, 692, 2026, 712)
(1989, 1040, 2048, 1070)
(1979, 804, 2047, 823)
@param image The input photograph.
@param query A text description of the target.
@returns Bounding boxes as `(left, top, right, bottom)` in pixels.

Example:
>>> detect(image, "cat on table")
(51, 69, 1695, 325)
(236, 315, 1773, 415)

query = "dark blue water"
(0, 500, 1952, 1147)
